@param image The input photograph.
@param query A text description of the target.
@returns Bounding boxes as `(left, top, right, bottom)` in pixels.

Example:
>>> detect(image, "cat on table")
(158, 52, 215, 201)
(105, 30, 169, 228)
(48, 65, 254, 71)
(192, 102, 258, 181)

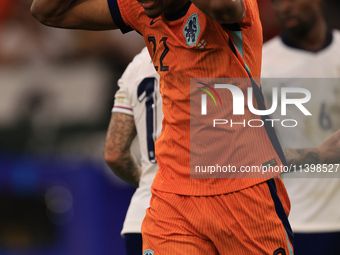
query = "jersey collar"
(281, 28, 333, 53)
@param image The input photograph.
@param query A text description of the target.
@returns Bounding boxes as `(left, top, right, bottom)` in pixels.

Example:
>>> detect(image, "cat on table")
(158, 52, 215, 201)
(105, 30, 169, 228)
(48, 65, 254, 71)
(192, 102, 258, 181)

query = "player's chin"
(145, 10, 162, 19)
(144, 8, 163, 18)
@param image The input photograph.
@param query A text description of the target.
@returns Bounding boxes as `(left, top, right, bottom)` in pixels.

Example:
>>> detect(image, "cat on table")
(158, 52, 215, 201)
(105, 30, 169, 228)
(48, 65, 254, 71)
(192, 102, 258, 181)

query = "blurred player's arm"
(103, 112, 141, 187)
(191, 0, 244, 24)
(283, 129, 340, 166)
(30, 0, 117, 30)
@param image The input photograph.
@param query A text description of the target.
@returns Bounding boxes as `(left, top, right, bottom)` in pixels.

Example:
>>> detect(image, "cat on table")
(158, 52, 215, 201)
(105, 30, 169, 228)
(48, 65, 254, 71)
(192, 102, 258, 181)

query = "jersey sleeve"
(107, 0, 144, 34)
(238, 0, 256, 29)
(223, 0, 256, 30)
(113, 47, 154, 116)
(112, 65, 134, 116)
(112, 86, 133, 116)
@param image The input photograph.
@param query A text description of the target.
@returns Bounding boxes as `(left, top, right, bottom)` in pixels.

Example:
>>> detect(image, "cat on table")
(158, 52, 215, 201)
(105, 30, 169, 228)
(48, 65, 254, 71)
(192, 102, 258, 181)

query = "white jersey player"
(104, 47, 162, 255)
(262, 31, 340, 79)
(261, 0, 340, 253)
(262, 30, 340, 231)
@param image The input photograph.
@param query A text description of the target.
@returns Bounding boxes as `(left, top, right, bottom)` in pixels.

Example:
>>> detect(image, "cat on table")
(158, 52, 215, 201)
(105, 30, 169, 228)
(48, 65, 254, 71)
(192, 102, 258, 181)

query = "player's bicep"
(31, 0, 118, 30)
(64, 0, 118, 30)
(105, 112, 137, 158)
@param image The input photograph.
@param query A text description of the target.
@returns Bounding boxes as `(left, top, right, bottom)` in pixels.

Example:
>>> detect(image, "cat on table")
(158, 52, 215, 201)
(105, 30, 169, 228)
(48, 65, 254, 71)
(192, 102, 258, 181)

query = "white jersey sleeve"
(261, 30, 340, 233)
(112, 74, 134, 116)
(112, 47, 163, 235)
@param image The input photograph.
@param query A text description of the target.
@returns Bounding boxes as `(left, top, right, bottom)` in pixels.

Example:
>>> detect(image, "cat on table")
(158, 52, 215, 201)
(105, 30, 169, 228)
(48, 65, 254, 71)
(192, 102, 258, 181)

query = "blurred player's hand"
(318, 129, 340, 164)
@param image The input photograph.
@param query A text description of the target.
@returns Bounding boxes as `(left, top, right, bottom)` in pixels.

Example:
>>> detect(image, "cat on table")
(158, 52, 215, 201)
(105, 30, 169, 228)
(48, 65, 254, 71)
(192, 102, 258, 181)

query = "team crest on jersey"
(183, 13, 200, 47)
(143, 249, 154, 255)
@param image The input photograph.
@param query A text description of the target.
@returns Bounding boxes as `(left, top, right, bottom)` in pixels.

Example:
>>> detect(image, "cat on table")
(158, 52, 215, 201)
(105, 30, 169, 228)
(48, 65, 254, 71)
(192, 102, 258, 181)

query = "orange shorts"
(142, 178, 294, 255)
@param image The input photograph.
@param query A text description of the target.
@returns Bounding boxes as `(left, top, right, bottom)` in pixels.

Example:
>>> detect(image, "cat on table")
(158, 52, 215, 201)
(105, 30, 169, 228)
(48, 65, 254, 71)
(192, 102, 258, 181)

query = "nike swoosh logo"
(150, 18, 162, 25)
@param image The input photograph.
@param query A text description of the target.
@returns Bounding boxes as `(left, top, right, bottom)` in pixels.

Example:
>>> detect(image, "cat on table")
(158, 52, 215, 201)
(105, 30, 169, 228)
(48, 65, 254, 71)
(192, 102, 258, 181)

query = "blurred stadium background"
(0, 0, 339, 254)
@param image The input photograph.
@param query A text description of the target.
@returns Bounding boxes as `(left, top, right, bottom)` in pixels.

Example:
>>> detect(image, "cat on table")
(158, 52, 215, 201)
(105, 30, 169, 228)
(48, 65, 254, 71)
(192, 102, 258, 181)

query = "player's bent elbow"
(30, 5, 65, 27)
(30, 6, 43, 23)
(31, 8, 53, 26)
(103, 148, 121, 166)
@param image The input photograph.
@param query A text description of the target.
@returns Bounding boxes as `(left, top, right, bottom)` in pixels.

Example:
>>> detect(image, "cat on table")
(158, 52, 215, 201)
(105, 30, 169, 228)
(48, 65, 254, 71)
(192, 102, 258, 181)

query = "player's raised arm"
(30, 0, 117, 30)
(190, 0, 245, 24)
(103, 112, 142, 187)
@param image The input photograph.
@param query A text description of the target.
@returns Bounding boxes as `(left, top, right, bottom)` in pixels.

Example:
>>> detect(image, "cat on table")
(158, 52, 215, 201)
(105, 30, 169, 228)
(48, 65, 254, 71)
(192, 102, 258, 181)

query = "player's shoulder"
(131, 47, 152, 64)
(233, 0, 261, 29)
(318, 29, 340, 58)
(121, 47, 156, 80)
(332, 29, 340, 44)
(128, 47, 157, 75)
(261, 36, 286, 70)
(262, 36, 284, 55)
(125, 47, 152, 72)
(332, 29, 340, 37)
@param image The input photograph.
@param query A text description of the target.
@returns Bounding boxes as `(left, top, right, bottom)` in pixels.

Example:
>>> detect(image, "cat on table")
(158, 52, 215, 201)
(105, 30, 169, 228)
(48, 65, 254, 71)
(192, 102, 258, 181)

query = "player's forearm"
(104, 112, 140, 186)
(31, 0, 116, 30)
(106, 151, 142, 187)
(191, 0, 244, 24)
(283, 129, 340, 168)
(283, 147, 321, 167)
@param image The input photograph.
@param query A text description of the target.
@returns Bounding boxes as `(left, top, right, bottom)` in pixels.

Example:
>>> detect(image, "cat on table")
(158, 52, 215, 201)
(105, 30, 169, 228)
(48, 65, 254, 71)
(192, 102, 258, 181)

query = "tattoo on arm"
(104, 112, 141, 187)
(283, 130, 340, 169)
(283, 147, 321, 168)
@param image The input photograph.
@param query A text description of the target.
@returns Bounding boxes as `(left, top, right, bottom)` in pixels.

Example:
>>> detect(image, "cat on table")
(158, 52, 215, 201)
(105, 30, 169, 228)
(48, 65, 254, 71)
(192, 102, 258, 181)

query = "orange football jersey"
(108, 0, 285, 195)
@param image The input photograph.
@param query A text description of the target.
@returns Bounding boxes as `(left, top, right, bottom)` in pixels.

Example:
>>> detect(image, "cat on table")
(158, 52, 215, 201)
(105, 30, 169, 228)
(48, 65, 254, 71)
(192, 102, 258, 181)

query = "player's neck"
(164, 0, 190, 17)
(287, 19, 328, 52)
